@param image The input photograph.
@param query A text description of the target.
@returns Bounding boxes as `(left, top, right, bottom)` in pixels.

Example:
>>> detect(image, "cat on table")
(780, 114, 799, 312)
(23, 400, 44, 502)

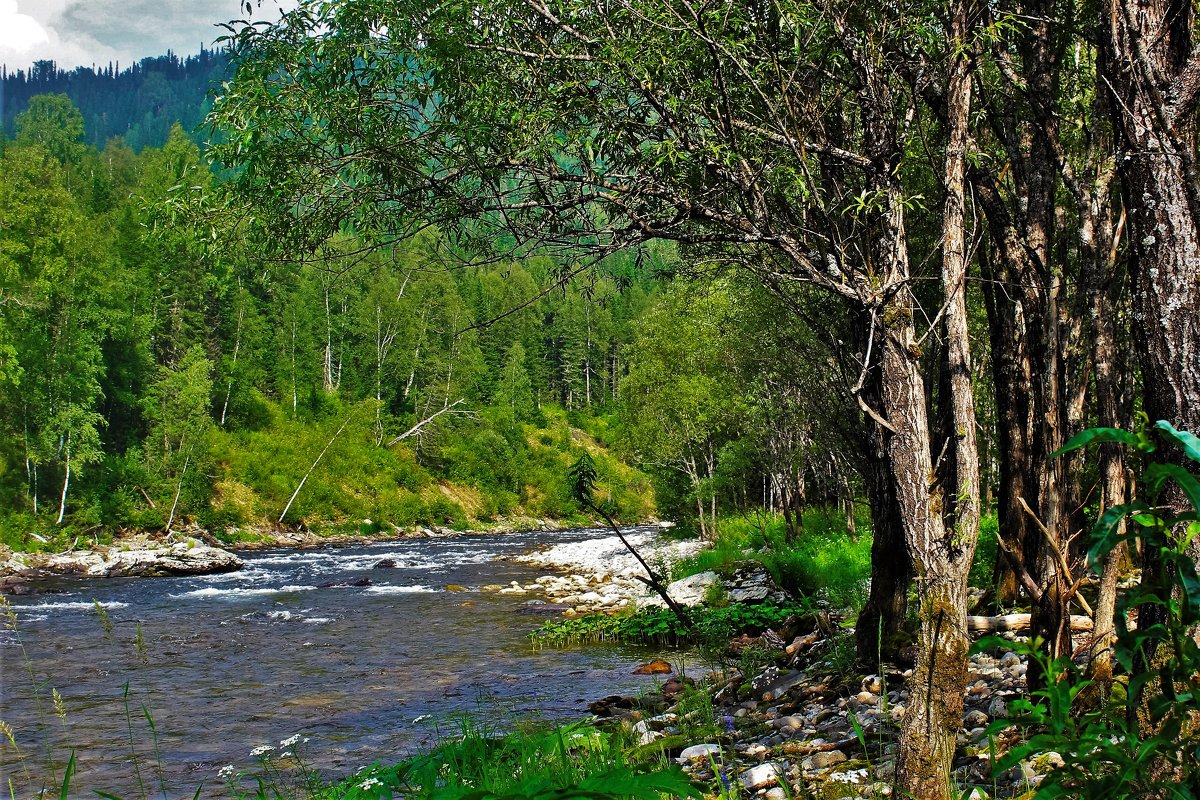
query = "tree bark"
(56, 429, 71, 525)
(1103, 0, 1200, 440)
(891, 9, 983, 793)
(855, 310, 911, 667)
(1101, 0, 1200, 732)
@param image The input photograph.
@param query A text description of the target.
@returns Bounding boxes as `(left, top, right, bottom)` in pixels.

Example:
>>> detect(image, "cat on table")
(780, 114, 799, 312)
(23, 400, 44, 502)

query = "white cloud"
(0, 0, 50, 56)
(1, 0, 299, 72)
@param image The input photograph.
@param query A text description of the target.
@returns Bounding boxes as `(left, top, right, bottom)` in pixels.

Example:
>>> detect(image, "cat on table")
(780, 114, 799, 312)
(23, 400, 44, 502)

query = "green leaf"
(566, 452, 598, 505)
(1154, 420, 1200, 463)
(60, 752, 76, 800)
(1053, 427, 1142, 458)
(1144, 463, 1200, 514)
(1088, 500, 1150, 568)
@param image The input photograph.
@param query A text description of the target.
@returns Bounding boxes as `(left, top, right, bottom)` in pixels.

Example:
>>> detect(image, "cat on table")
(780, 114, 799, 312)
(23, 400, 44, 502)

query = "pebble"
(963, 709, 989, 728)
(739, 762, 786, 790)
(802, 750, 847, 770)
(676, 743, 722, 763)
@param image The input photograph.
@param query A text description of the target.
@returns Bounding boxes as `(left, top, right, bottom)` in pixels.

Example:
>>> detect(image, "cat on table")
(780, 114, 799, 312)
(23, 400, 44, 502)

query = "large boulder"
(638, 562, 791, 608)
(47, 541, 243, 578)
(724, 562, 791, 604)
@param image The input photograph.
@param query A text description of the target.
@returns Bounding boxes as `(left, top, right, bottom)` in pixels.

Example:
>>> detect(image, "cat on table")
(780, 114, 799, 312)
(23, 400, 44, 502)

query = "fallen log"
(967, 613, 1093, 632)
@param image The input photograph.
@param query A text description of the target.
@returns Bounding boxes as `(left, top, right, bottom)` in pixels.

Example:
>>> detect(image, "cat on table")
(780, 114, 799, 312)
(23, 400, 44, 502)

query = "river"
(0, 527, 682, 798)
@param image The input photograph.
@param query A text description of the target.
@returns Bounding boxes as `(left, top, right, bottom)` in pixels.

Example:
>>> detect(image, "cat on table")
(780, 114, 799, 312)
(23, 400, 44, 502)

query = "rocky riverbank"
(498, 528, 1051, 799)
(500, 527, 707, 612)
(579, 613, 1047, 800)
(0, 534, 243, 588)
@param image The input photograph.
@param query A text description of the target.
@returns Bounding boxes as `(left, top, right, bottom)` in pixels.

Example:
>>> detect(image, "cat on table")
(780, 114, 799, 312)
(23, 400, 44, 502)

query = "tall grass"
(671, 511, 872, 609)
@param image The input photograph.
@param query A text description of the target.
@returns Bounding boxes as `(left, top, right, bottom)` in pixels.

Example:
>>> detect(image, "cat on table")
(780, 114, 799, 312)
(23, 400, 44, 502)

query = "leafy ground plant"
(983, 420, 1200, 799)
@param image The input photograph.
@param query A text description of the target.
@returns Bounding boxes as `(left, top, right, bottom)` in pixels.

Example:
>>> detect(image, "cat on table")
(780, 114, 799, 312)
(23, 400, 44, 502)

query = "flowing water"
(0, 527, 683, 798)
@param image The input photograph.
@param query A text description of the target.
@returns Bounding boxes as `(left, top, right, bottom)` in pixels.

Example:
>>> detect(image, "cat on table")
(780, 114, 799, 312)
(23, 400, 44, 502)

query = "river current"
(0, 527, 678, 798)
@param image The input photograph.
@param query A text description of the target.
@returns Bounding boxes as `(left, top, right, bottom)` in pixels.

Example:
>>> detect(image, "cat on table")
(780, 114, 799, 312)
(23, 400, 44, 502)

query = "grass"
(220, 719, 698, 800)
(671, 511, 872, 609)
(530, 602, 812, 648)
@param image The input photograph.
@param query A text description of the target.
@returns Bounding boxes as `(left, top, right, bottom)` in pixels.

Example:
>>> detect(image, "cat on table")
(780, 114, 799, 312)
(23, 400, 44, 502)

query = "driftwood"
(967, 613, 1093, 632)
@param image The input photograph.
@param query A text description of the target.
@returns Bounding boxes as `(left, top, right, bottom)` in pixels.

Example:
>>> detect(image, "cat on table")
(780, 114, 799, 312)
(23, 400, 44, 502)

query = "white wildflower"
(217, 764, 237, 779)
(250, 745, 275, 757)
(280, 734, 302, 748)
(358, 777, 383, 791)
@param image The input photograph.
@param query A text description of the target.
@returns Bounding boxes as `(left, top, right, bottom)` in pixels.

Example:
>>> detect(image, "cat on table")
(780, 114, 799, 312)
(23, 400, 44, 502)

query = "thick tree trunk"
(855, 313, 911, 667)
(969, 2, 1077, 683)
(884, 299, 972, 800)
(893, 13, 982, 794)
(1102, 0, 1200, 732)
(1103, 0, 1200, 438)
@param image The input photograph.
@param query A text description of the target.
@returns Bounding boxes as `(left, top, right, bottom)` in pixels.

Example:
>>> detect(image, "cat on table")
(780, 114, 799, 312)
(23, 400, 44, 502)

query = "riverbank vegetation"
(0, 100, 659, 550)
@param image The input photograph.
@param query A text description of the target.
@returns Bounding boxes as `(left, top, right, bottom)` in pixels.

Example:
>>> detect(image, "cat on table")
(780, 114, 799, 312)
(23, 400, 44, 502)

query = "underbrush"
(529, 602, 812, 647)
(671, 511, 871, 608)
(968, 513, 1000, 590)
(0, 400, 655, 549)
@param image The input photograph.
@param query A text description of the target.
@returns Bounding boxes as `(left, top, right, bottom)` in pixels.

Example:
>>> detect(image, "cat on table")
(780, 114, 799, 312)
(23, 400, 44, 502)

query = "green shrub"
(985, 421, 1200, 798)
(969, 513, 999, 590)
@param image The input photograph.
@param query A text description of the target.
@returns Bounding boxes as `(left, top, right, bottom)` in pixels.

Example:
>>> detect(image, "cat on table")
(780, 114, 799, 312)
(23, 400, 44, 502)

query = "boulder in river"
(39, 540, 243, 578)
(372, 558, 398, 569)
(632, 659, 674, 675)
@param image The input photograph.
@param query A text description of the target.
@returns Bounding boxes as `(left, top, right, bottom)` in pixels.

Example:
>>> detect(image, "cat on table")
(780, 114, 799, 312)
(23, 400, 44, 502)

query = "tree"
(495, 342, 536, 422)
(0, 140, 108, 523)
(620, 284, 747, 539)
(210, 3, 984, 792)
(1099, 0, 1200, 732)
(142, 346, 214, 529)
(14, 94, 84, 164)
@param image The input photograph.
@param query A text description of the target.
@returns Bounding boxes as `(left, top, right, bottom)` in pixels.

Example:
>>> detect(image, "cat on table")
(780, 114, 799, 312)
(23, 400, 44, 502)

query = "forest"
(3, 0, 1200, 798)
(1, 50, 229, 151)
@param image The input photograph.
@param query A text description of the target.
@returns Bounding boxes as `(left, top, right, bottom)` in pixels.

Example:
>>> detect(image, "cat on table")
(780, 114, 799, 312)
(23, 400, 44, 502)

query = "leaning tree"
(209, 1, 983, 794)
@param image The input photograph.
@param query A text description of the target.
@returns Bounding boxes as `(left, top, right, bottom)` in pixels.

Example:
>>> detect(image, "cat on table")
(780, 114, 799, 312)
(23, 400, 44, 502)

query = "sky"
(0, 0, 298, 72)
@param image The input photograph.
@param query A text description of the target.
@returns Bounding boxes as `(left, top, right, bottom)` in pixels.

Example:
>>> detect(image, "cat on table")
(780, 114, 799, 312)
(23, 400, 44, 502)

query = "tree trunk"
(855, 312, 911, 667)
(220, 294, 245, 427)
(892, 11, 981, 793)
(883, 296, 972, 800)
(1103, 0, 1200, 440)
(56, 430, 71, 525)
(1101, 0, 1200, 732)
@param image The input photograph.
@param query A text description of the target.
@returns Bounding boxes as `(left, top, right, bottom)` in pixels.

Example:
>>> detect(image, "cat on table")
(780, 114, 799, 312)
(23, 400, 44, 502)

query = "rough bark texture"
(973, 11, 1075, 673)
(884, 303, 971, 800)
(892, 23, 982, 794)
(1103, 0, 1200, 439)
(855, 342, 911, 667)
(1102, 0, 1200, 735)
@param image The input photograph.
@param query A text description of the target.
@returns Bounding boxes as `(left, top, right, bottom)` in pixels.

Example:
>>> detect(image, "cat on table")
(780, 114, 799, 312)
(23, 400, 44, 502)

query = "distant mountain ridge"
(1, 49, 229, 151)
